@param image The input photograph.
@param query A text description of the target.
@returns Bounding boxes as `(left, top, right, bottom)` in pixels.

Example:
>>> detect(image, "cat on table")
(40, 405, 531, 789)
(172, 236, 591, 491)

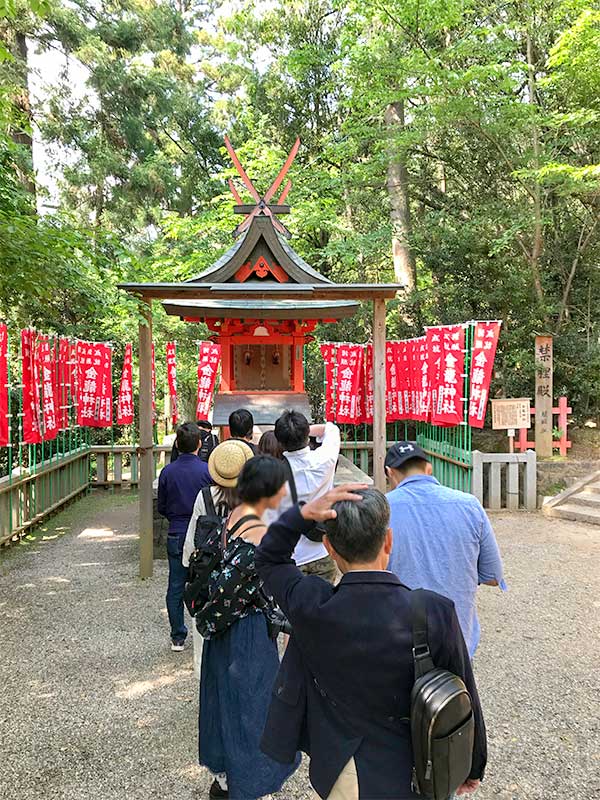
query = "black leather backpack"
(183, 487, 228, 617)
(410, 589, 475, 800)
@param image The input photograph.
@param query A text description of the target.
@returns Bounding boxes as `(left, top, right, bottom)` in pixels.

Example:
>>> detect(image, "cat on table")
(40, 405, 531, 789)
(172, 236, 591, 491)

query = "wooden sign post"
(491, 398, 531, 453)
(534, 336, 553, 458)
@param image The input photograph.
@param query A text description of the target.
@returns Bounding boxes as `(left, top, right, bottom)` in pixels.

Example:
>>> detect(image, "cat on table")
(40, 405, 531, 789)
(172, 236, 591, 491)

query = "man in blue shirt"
(158, 422, 212, 651)
(385, 442, 506, 658)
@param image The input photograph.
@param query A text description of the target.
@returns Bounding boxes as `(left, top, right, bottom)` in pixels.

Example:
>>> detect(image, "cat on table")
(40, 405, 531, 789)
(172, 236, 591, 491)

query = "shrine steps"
(543, 471, 600, 525)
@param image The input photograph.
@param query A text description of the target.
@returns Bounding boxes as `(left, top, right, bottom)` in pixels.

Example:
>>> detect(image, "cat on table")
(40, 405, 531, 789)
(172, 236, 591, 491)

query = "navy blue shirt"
(157, 453, 212, 536)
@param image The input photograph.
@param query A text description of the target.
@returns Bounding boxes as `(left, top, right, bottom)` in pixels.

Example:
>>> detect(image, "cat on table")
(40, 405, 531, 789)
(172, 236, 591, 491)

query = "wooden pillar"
(292, 336, 304, 392)
(373, 299, 387, 492)
(534, 335, 553, 459)
(139, 298, 154, 579)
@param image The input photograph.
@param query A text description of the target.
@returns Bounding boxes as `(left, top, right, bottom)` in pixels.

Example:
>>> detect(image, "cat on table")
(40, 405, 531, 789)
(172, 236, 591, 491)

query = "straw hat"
(208, 440, 254, 487)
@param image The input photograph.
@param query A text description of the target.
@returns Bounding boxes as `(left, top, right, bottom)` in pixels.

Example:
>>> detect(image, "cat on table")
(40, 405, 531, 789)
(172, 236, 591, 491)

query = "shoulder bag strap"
(410, 589, 436, 679)
(283, 456, 298, 504)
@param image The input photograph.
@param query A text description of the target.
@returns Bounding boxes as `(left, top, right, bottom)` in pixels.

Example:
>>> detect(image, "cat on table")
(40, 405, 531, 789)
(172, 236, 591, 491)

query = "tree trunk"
(385, 101, 416, 290)
(526, 31, 544, 308)
(11, 32, 36, 199)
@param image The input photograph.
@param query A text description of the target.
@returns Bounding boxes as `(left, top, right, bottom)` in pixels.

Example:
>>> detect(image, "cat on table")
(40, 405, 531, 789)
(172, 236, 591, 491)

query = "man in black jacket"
(255, 485, 486, 800)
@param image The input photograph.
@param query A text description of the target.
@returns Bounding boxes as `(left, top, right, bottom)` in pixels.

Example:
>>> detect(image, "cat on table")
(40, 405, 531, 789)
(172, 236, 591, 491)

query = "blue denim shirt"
(387, 474, 506, 656)
(157, 453, 212, 536)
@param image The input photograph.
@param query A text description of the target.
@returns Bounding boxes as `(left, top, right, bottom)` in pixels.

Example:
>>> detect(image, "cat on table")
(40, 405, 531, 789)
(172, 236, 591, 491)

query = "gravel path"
(0, 493, 599, 800)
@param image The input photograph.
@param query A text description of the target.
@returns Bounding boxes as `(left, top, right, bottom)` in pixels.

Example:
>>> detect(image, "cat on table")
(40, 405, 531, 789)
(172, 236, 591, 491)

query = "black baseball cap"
(384, 441, 430, 470)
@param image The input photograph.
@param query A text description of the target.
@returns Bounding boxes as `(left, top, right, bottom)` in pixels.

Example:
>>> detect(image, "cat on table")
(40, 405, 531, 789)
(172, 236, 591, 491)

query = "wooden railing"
(90, 444, 172, 488)
(0, 447, 90, 546)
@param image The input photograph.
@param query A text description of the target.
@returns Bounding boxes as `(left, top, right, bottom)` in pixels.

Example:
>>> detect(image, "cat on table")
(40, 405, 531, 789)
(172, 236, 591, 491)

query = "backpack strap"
(410, 589, 435, 679)
(202, 485, 216, 517)
(283, 456, 298, 504)
(227, 514, 262, 538)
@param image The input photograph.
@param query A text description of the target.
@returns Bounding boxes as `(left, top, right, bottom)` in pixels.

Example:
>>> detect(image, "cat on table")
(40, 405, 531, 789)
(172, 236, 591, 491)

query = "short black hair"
(324, 488, 390, 563)
(176, 422, 201, 454)
(274, 410, 310, 452)
(237, 456, 287, 504)
(394, 457, 429, 477)
(196, 419, 212, 431)
(229, 408, 254, 439)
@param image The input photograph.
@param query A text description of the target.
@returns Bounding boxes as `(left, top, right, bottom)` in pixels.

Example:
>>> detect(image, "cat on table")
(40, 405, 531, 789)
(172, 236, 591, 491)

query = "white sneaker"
(171, 641, 185, 652)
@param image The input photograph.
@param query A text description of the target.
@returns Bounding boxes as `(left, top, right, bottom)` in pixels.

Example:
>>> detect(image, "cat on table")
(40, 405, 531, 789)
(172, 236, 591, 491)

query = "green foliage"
(0, 0, 599, 424)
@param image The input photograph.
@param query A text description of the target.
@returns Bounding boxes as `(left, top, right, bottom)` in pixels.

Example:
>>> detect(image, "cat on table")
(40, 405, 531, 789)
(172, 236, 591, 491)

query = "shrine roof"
(162, 298, 359, 320)
(119, 282, 403, 301)
(186, 215, 331, 285)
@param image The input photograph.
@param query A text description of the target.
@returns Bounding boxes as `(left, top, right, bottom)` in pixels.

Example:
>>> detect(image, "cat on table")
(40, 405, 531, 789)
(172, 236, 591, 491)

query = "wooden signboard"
(492, 399, 531, 430)
(535, 336, 553, 458)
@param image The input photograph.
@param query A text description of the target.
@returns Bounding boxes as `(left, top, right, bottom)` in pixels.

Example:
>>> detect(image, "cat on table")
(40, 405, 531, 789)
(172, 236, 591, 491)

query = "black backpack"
(410, 589, 475, 800)
(183, 487, 229, 617)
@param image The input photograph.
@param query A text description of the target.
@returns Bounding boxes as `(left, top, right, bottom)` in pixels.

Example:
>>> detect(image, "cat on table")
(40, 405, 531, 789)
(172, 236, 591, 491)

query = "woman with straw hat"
(195, 454, 300, 800)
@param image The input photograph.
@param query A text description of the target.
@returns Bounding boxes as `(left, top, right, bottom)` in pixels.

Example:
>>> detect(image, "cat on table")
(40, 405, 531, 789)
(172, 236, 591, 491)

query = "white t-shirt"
(264, 422, 341, 566)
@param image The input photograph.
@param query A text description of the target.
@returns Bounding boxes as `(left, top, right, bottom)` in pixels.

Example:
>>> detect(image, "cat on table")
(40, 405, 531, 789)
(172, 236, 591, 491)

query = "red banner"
(320, 344, 336, 422)
(117, 343, 134, 425)
(22, 329, 42, 444)
(335, 344, 363, 424)
(426, 326, 444, 422)
(0, 324, 8, 446)
(151, 342, 156, 422)
(196, 342, 221, 419)
(431, 325, 465, 427)
(386, 342, 400, 421)
(166, 341, 178, 427)
(77, 341, 113, 427)
(56, 338, 71, 430)
(362, 344, 374, 424)
(468, 322, 501, 428)
(416, 336, 429, 421)
(37, 335, 58, 441)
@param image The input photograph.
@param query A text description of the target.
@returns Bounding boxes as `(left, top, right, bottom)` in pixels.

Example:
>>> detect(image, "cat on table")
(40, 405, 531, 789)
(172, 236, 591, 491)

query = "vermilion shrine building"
(120, 138, 403, 577)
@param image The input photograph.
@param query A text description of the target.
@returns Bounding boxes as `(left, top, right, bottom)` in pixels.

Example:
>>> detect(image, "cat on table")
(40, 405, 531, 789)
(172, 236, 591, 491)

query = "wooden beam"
(118, 282, 404, 301)
(372, 298, 387, 492)
(139, 299, 154, 579)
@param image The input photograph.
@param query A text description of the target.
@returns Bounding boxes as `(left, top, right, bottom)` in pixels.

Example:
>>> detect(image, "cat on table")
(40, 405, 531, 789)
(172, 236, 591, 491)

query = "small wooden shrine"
(119, 136, 404, 577)
(162, 138, 359, 424)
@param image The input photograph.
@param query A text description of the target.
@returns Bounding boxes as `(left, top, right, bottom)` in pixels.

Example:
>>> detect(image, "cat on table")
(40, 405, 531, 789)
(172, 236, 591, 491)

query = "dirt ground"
(0, 492, 599, 800)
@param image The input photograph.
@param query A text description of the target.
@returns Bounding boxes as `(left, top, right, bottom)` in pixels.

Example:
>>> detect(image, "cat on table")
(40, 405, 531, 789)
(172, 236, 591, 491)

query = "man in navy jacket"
(158, 422, 211, 651)
(255, 485, 487, 800)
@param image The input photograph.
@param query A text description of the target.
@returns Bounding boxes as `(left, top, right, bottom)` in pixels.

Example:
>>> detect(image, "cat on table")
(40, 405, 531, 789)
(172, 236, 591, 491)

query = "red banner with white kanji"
(151, 342, 156, 423)
(362, 344, 374, 424)
(22, 329, 42, 444)
(468, 322, 501, 428)
(117, 343, 134, 425)
(320, 343, 337, 422)
(77, 341, 113, 427)
(334, 344, 363, 424)
(37, 335, 58, 441)
(166, 341, 178, 427)
(196, 342, 221, 419)
(431, 325, 465, 426)
(386, 342, 400, 421)
(0, 324, 8, 446)
(56, 338, 70, 431)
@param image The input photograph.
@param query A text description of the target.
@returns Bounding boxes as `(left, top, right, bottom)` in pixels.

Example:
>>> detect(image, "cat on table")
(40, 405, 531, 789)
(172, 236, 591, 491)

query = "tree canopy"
(1, 0, 599, 420)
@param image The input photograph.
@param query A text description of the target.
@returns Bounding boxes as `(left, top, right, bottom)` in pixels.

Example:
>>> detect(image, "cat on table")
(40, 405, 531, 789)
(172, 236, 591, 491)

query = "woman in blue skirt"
(197, 453, 300, 799)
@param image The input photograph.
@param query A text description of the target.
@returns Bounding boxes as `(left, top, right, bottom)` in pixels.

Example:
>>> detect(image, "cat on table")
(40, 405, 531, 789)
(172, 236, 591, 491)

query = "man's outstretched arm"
(256, 484, 366, 623)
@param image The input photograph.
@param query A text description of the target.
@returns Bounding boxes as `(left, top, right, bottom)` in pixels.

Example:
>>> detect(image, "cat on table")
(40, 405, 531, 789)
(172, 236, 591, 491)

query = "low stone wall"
(537, 458, 600, 500)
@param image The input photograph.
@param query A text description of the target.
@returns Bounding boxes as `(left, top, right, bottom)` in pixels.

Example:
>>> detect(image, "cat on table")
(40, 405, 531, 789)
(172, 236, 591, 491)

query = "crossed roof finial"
(224, 135, 300, 238)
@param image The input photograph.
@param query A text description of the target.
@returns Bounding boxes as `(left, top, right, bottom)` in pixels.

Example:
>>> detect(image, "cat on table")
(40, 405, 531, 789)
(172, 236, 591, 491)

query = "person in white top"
(267, 410, 340, 583)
